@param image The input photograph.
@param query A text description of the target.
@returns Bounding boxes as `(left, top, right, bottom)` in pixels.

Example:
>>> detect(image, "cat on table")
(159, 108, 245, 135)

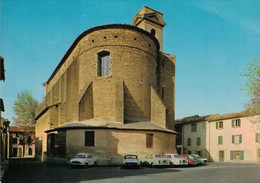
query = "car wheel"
(151, 163, 155, 168)
(169, 162, 173, 167)
(94, 161, 97, 166)
(84, 163, 88, 168)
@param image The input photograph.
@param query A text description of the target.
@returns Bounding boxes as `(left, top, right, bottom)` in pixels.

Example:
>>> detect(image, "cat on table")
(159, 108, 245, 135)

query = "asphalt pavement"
(6, 159, 260, 183)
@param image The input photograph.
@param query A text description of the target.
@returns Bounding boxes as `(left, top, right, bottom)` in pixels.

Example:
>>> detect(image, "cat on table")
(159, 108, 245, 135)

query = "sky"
(0, 0, 260, 124)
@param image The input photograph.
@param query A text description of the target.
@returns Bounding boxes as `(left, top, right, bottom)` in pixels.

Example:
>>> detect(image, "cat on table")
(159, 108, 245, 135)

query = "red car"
(180, 155, 197, 166)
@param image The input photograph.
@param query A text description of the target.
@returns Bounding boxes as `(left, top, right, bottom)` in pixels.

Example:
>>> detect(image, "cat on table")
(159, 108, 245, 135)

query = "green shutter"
(197, 137, 201, 145)
(232, 120, 234, 127)
(239, 134, 242, 143)
(216, 122, 219, 129)
(230, 151, 234, 160)
(238, 119, 241, 127)
(218, 136, 223, 144)
(240, 151, 244, 160)
(256, 133, 259, 143)
(232, 135, 235, 144)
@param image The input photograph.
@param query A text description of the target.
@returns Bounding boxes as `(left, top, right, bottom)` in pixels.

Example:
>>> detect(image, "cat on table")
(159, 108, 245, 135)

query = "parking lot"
(6, 159, 260, 183)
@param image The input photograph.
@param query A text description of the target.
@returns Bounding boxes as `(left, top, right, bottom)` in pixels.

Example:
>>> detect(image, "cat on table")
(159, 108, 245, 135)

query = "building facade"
(8, 127, 35, 158)
(0, 118, 9, 162)
(175, 115, 212, 159)
(208, 108, 260, 163)
(35, 6, 177, 163)
(0, 57, 8, 162)
(175, 108, 260, 163)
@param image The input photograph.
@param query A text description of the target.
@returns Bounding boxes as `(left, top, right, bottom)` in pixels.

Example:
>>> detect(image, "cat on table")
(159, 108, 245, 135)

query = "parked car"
(192, 154, 207, 164)
(122, 154, 140, 168)
(180, 155, 197, 166)
(140, 154, 170, 167)
(187, 154, 203, 165)
(69, 153, 97, 168)
(165, 153, 188, 166)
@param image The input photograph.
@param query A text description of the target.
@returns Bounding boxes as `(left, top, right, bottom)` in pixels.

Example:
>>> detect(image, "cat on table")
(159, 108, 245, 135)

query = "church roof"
(45, 118, 178, 135)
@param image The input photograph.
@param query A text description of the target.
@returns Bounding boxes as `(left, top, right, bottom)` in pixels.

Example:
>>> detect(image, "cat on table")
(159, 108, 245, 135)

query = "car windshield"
(155, 154, 165, 158)
(124, 155, 137, 159)
(188, 155, 194, 159)
(75, 154, 86, 158)
(194, 154, 201, 158)
(174, 155, 182, 158)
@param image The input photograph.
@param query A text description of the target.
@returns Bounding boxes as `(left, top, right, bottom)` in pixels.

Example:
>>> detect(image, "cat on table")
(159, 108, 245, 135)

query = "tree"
(243, 58, 260, 109)
(13, 90, 39, 127)
(12, 90, 38, 155)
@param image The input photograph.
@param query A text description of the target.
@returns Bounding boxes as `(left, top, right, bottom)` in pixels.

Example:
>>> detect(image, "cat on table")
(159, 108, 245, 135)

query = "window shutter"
(240, 151, 244, 160)
(230, 151, 234, 160)
(85, 131, 95, 146)
(197, 137, 201, 145)
(232, 135, 234, 144)
(0, 98, 4, 112)
(146, 134, 153, 148)
(216, 122, 219, 129)
(239, 134, 242, 143)
(188, 138, 191, 146)
(232, 120, 234, 127)
(256, 133, 259, 143)
(0, 57, 5, 81)
(238, 119, 241, 127)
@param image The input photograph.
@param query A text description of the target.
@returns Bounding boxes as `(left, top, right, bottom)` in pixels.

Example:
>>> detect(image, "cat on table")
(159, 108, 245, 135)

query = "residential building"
(175, 108, 260, 163)
(35, 6, 177, 164)
(0, 118, 9, 161)
(8, 126, 35, 158)
(0, 56, 8, 162)
(208, 108, 260, 162)
(175, 115, 212, 159)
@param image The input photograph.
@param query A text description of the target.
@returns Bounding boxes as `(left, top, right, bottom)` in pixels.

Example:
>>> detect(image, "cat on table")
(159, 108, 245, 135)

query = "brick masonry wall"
(38, 27, 161, 123)
(35, 25, 176, 160)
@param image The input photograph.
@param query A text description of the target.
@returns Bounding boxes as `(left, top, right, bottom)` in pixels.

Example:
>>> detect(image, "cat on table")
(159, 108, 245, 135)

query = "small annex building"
(35, 6, 177, 164)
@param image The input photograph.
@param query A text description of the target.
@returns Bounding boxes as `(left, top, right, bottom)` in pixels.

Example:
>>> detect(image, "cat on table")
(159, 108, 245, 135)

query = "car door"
(88, 155, 93, 165)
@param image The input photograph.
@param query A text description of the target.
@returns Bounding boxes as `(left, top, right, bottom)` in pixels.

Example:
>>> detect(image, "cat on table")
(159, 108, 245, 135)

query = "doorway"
(258, 149, 260, 162)
(219, 151, 224, 162)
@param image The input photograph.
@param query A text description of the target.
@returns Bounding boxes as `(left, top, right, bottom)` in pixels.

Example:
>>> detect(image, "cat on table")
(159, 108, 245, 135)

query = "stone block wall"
(37, 26, 163, 124)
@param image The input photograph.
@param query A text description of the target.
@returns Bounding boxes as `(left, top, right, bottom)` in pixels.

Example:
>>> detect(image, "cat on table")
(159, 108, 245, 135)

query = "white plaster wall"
(183, 121, 207, 158)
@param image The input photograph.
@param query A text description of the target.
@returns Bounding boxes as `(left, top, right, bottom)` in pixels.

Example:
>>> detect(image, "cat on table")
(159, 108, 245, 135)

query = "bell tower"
(133, 6, 166, 51)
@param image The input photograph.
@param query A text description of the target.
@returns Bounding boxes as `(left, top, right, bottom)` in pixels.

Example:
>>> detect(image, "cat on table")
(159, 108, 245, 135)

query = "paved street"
(6, 159, 260, 183)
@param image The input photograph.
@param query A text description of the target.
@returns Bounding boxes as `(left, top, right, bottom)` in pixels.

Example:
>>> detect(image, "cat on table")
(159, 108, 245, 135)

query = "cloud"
(191, 0, 260, 35)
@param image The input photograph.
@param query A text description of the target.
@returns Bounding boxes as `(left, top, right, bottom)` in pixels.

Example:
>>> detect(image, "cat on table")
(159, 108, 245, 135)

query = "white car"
(192, 154, 207, 164)
(141, 154, 171, 167)
(69, 153, 97, 168)
(122, 154, 140, 168)
(165, 153, 188, 166)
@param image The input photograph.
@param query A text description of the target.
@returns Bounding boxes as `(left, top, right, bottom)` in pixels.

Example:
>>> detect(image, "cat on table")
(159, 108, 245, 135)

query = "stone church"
(35, 6, 177, 163)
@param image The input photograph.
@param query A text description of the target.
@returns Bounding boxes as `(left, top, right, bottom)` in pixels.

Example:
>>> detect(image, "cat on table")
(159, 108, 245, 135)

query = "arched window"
(151, 29, 156, 36)
(98, 51, 110, 76)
